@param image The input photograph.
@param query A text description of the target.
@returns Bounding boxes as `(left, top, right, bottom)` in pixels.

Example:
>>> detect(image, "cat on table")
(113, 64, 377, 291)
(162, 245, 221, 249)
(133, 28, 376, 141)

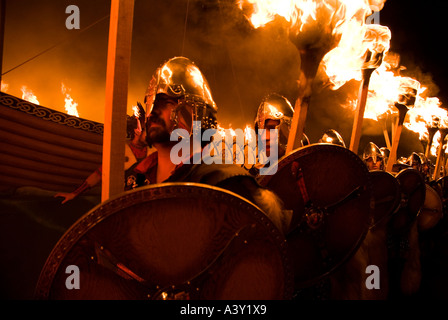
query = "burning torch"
(236, 1, 386, 153)
(349, 24, 391, 155)
(425, 117, 440, 159)
(285, 1, 351, 154)
(432, 118, 448, 181)
(385, 78, 420, 172)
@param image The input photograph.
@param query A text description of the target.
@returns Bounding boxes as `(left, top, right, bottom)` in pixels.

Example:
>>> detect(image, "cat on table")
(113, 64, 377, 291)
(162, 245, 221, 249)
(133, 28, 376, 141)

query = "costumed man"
(245, 93, 309, 177)
(54, 104, 149, 204)
(406, 152, 434, 183)
(318, 129, 346, 148)
(128, 56, 291, 234)
(380, 147, 390, 169)
(362, 142, 385, 171)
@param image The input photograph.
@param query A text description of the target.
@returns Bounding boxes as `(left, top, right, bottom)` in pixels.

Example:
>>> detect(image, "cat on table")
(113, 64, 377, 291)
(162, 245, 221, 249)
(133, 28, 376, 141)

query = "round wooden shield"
(369, 170, 402, 230)
(418, 184, 443, 232)
(258, 144, 373, 289)
(34, 183, 293, 300)
(431, 176, 448, 204)
(392, 168, 426, 234)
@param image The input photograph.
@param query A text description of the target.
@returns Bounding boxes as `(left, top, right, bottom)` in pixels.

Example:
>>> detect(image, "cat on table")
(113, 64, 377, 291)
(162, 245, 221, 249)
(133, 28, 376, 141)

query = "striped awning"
(0, 92, 103, 192)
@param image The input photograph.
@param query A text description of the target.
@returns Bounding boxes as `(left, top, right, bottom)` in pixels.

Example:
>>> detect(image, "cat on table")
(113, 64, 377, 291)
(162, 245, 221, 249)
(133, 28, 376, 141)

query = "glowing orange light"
(21, 85, 39, 104)
(61, 83, 79, 117)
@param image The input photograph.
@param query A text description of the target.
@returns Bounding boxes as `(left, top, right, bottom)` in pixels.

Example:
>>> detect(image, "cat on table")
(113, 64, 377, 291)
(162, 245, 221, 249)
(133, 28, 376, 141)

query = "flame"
(21, 85, 40, 104)
(244, 124, 255, 143)
(1, 81, 8, 92)
(238, 0, 386, 58)
(132, 105, 140, 118)
(61, 83, 79, 117)
(228, 127, 237, 137)
(363, 63, 401, 120)
(217, 124, 227, 139)
(322, 23, 391, 90)
(430, 131, 448, 157)
(405, 96, 447, 140)
(357, 54, 422, 121)
(238, 0, 376, 30)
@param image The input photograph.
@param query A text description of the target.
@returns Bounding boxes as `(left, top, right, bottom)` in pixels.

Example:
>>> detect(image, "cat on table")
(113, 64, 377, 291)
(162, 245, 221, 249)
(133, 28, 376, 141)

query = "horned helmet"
(144, 56, 218, 136)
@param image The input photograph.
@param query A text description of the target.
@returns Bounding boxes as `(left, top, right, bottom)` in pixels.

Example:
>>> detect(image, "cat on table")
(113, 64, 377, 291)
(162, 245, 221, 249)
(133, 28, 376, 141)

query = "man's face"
(260, 119, 280, 156)
(366, 157, 383, 171)
(146, 95, 178, 146)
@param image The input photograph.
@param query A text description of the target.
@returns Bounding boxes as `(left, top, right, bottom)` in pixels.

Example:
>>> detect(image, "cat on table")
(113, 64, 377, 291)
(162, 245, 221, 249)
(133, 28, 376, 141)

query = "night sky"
(2, 0, 447, 158)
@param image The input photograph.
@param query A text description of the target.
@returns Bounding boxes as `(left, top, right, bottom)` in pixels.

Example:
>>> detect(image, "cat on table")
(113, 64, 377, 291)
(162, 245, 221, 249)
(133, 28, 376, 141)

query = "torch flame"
(132, 105, 140, 118)
(61, 83, 79, 117)
(238, 0, 377, 30)
(430, 130, 448, 157)
(244, 124, 255, 143)
(1, 81, 8, 92)
(322, 21, 391, 90)
(349, 52, 423, 122)
(404, 96, 447, 140)
(21, 85, 40, 104)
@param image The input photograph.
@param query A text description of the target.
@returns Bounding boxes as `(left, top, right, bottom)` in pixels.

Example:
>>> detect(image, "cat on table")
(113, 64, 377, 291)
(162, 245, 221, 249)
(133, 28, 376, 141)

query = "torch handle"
(432, 129, 448, 181)
(425, 127, 438, 159)
(385, 104, 409, 173)
(349, 68, 374, 154)
(381, 117, 391, 150)
(286, 95, 311, 154)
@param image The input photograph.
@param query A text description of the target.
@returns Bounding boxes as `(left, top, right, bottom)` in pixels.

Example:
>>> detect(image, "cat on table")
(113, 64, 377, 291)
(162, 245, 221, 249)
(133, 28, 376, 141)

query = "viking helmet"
(380, 147, 390, 161)
(363, 142, 384, 169)
(144, 56, 218, 134)
(254, 93, 294, 151)
(319, 129, 346, 148)
(407, 152, 423, 170)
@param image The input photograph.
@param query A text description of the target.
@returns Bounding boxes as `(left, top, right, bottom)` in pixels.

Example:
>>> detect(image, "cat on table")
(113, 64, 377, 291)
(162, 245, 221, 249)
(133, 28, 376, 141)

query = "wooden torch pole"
(102, 0, 135, 201)
(286, 49, 321, 155)
(425, 126, 439, 158)
(349, 68, 375, 154)
(386, 103, 409, 172)
(433, 128, 448, 181)
(379, 113, 392, 150)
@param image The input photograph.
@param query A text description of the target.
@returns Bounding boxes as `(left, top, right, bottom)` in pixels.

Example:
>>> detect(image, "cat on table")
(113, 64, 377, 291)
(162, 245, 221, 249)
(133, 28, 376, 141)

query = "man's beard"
(146, 116, 171, 145)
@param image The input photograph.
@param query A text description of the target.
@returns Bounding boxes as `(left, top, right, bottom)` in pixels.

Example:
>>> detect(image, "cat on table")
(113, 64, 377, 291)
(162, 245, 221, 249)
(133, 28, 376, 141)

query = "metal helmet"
(302, 133, 310, 146)
(407, 152, 423, 170)
(144, 56, 218, 134)
(319, 129, 346, 148)
(363, 142, 384, 169)
(254, 93, 294, 151)
(380, 147, 390, 159)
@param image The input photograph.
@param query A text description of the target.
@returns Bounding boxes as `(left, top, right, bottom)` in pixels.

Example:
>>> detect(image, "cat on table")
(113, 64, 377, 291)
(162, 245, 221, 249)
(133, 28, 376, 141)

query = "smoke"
(129, 0, 301, 129)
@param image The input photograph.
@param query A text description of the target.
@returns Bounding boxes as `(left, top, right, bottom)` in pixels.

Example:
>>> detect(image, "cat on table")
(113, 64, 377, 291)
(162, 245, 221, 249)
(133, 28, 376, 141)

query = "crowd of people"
(53, 56, 448, 300)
